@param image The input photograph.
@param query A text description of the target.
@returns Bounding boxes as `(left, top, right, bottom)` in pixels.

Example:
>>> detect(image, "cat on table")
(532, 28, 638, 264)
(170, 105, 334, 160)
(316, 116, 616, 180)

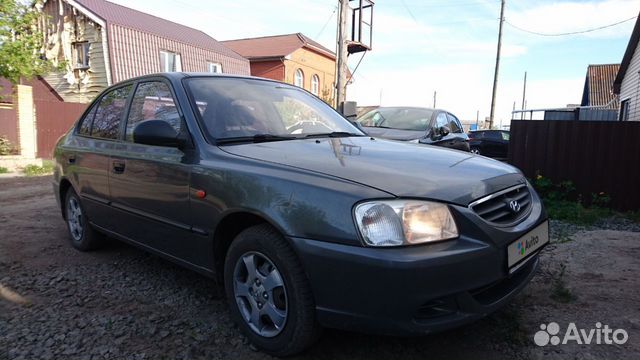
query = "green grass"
(0, 166, 8, 174)
(550, 264, 577, 303)
(22, 160, 54, 176)
(543, 199, 611, 226)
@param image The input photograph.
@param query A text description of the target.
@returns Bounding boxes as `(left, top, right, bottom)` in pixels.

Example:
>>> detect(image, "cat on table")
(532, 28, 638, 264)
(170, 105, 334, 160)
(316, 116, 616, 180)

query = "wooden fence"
(35, 99, 87, 158)
(508, 120, 640, 211)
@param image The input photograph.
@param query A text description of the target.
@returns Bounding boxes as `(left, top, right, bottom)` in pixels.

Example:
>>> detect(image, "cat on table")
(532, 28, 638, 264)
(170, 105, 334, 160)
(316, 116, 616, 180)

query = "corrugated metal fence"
(508, 120, 640, 211)
(35, 100, 87, 158)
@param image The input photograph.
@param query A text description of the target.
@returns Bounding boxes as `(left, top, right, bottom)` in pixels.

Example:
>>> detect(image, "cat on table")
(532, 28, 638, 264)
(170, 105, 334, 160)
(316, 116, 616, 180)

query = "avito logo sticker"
(534, 322, 629, 346)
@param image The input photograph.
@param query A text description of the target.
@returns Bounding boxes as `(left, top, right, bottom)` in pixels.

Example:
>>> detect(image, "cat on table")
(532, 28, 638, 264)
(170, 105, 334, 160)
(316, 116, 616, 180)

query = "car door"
(108, 79, 201, 265)
(69, 84, 133, 229)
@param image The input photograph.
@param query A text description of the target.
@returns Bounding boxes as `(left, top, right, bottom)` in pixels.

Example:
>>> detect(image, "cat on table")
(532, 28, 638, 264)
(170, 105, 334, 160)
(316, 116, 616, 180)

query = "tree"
(0, 0, 55, 85)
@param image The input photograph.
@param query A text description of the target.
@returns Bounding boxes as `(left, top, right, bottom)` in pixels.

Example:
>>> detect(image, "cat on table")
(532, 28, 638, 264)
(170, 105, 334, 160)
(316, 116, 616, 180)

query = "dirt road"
(1, 176, 638, 359)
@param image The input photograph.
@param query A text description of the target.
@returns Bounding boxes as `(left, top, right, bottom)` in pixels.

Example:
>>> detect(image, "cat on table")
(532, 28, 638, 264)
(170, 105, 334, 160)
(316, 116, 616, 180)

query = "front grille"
(470, 184, 531, 226)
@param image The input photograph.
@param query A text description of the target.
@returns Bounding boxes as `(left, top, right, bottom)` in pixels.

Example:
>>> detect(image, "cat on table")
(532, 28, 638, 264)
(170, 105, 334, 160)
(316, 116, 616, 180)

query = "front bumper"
(290, 202, 546, 336)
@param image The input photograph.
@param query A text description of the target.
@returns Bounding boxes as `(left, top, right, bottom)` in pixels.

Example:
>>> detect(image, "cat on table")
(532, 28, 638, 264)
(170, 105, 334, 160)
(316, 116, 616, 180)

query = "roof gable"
(74, 0, 245, 61)
(222, 33, 335, 60)
(614, 13, 640, 94)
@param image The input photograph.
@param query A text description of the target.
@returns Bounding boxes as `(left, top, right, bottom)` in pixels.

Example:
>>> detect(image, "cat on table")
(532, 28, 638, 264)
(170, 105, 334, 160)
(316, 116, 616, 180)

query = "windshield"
(185, 77, 363, 143)
(358, 108, 434, 131)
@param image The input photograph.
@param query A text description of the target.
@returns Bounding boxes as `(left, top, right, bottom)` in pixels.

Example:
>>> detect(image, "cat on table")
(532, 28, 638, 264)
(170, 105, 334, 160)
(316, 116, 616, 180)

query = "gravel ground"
(1, 176, 638, 359)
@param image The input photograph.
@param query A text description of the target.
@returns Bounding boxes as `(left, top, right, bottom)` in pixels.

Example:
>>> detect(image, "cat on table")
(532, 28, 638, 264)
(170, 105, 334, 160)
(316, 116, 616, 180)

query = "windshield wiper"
(365, 125, 393, 129)
(216, 134, 298, 145)
(304, 132, 363, 139)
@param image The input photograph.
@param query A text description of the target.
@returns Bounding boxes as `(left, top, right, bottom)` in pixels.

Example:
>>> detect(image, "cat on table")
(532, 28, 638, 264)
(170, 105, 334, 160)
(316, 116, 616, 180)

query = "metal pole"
(335, 0, 350, 110)
(433, 91, 437, 108)
(521, 71, 527, 120)
(489, 0, 505, 129)
(476, 110, 479, 129)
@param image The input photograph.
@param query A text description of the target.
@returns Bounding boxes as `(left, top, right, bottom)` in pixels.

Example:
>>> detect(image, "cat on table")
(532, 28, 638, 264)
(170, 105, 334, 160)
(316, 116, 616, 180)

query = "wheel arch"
(212, 210, 293, 279)
(58, 177, 75, 220)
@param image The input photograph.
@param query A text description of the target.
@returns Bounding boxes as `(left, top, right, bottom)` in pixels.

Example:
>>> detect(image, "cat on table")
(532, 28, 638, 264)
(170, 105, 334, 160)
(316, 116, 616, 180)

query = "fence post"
(16, 84, 37, 159)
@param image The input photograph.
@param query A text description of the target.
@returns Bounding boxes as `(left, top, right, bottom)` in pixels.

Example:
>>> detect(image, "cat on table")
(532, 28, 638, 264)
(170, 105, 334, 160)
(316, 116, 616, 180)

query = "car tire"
(224, 224, 321, 356)
(64, 188, 103, 251)
(470, 147, 481, 155)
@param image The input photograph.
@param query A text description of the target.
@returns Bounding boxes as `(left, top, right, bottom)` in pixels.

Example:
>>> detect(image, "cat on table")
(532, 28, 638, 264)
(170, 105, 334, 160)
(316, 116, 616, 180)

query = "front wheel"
(224, 224, 320, 356)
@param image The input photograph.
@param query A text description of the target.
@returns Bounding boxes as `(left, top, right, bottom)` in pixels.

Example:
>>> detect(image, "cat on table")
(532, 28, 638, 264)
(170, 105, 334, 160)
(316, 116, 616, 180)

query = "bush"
(22, 161, 54, 176)
(0, 166, 8, 174)
(530, 175, 612, 225)
(0, 136, 17, 155)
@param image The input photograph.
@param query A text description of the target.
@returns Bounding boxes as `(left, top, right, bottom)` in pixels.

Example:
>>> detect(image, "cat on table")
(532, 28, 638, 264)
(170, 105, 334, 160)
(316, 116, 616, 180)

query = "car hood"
(219, 137, 525, 206)
(362, 126, 424, 141)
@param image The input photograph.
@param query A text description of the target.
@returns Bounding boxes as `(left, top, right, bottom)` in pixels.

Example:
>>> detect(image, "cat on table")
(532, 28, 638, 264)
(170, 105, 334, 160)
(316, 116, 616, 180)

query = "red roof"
(75, 0, 245, 61)
(222, 33, 335, 60)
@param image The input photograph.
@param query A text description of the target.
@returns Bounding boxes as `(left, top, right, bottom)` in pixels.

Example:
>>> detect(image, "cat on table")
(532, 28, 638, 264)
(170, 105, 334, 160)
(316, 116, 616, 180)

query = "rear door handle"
(112, 159, 126, 174)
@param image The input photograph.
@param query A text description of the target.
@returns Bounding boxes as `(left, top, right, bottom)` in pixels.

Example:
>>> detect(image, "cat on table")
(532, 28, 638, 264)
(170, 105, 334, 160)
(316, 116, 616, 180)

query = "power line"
(315, 5, 338, 39)
(505, 16, 637, 37)
(399, 0, 418, 22)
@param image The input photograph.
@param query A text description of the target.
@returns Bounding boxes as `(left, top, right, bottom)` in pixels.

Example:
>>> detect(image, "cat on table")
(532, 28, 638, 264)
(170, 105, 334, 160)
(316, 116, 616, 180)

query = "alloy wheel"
(67, 196, 84, 241)
(233, 251, 288, 337)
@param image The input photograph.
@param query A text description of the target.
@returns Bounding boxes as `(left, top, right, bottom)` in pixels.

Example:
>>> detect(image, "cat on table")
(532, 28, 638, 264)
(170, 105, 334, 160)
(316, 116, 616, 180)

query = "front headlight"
(354, 200, 458, 247)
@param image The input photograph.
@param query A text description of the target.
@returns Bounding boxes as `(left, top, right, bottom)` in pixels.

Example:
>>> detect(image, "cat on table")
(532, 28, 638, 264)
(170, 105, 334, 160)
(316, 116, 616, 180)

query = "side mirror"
(133, 120, 185, 148)
(429, 125, 450, 140)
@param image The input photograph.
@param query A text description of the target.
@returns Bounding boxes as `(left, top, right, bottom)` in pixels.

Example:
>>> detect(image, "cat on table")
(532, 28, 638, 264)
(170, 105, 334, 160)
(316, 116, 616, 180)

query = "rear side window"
(77, 104, 97, 136)
(501, 131, 510, 141)
(487, 131, 501, 139)
(91, 85, 132, 140)
(125, 81, 181, 141)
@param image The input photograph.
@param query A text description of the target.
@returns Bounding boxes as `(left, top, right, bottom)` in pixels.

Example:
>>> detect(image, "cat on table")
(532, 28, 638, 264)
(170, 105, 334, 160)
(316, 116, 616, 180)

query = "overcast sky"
(108, 0, 640, 127)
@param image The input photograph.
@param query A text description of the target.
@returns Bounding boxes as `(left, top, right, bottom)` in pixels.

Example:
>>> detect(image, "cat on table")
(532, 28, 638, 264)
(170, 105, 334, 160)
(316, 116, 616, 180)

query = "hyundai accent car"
(357, 107, 470, 151)
(53, 73, 548, 356)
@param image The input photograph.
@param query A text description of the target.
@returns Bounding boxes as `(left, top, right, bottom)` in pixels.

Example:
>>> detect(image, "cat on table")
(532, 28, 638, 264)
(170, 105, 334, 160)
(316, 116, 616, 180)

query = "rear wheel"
(224, 224, 320, 356)
(64, 188, 103, 251)
(470, 146, 481, 155)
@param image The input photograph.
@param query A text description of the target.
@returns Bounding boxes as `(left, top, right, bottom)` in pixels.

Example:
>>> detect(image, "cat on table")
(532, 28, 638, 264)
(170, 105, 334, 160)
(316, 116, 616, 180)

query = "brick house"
(222, 33, 337, 104)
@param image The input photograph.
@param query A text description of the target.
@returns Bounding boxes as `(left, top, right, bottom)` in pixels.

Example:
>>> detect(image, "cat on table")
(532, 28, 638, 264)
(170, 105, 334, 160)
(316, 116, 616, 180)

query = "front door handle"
(112, 160, 126, 174)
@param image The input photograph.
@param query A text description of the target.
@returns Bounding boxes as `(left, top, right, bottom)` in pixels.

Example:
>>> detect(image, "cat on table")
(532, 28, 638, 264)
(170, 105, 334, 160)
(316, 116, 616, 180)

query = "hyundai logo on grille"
(509, 200, 521, 213)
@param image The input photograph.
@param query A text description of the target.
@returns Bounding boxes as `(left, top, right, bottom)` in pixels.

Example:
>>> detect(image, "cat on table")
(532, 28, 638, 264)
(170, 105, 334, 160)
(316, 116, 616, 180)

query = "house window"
(73, 42, 90, 69)
(311, 74, 320, 96)
(619, 99, 630, 121)
(208, 62, 222, 73)
(294, 69, 304, 88)
(160, 50, 182, 72)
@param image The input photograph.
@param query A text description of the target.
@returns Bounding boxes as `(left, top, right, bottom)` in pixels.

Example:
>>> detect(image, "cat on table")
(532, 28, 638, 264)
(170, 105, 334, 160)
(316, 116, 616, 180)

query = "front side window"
(358, 108, 434, 131)
(160, 50, 182, 72)
(435, 112, 449, 128)
(311, 74, 320, 96)
(208, 62, 223, 73)
(446, 113, 463, 133)
(73, 42, 90, 69)
(185, 77, 363, 141)
(126, 81, 181, 142)
(91, 85, 132, 140)
(294, 69, 304, 88)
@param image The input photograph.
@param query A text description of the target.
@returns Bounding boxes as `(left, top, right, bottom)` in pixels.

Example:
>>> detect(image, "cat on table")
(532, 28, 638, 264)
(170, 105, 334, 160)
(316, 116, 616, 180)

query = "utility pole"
(335, 0, 350, 110)
(476, 110, 479, 129)
(433, 91, 437, 108)
(489, 0, 505, 129)
(521, 71, 527, 120)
